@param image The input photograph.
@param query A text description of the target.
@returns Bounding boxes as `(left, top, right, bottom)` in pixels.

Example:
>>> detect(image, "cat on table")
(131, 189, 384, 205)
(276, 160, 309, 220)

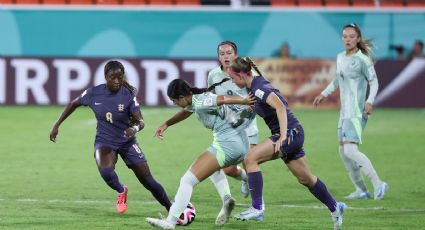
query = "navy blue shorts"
(269, 126, 305, 164)
(94, 139, 147, 167)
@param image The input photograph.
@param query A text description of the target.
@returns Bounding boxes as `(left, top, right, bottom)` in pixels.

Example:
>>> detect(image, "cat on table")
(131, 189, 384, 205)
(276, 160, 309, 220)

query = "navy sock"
(309, 178, 337, 212)
(248, 171, 263, 210)
(141, 176, 172, 211)
(99, 167, 124, 193)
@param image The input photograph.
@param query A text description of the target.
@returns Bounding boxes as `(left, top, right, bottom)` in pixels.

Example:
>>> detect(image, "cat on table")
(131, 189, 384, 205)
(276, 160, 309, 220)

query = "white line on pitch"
(2, 198, 425, 213)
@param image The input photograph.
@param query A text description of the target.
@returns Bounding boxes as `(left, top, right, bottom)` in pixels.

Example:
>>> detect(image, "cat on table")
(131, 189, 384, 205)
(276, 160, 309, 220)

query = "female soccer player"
(145, 79, 255, 229)
(228, 57, 346, 230)
(313, 23, 388, 200)
(208, 40, 260, 199)
(49, 60, 171, 214)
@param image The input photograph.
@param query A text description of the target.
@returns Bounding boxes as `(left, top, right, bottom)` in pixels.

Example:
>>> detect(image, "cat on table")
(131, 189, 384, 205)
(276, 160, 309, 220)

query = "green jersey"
(207, 66, 259, 137)
(322, 50, 379, 120)
(185, 92, 249, 140)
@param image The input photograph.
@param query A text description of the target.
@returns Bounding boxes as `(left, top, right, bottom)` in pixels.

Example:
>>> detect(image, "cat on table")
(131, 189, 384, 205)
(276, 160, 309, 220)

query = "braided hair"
(104, 60, 136, 92)
(230, 57, 263, 76)
(167, 78, 230, 99)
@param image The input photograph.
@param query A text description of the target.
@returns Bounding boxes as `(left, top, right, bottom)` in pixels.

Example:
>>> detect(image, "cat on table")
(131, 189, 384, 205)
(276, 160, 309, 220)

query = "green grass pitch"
(1, 106, 424, 229)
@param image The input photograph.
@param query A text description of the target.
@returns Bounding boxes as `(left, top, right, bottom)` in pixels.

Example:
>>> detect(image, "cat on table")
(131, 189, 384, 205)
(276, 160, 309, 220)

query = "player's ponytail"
(245, 57, 263, 76)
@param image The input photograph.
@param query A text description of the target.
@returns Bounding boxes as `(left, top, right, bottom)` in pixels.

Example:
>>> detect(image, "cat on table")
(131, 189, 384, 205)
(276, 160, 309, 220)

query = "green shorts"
(207, 131, 249, 167)
(338, 114, 368, 144)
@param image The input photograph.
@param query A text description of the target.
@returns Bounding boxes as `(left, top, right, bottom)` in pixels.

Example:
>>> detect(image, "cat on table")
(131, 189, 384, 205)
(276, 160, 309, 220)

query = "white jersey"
(322, 50, 379, 120)
(207, 66, 259, 137)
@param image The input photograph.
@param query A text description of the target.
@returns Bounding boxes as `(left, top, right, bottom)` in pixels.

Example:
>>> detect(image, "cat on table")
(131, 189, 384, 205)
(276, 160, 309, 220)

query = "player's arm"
(216, 94, 256, 106)
(124, 110, 145, 138)
(154, 109, 193, 140)
(313, 78, 339, 106)
(364, 63, 379, 115)
(49, 97, 82, 143)
(266, 92, 288, 153)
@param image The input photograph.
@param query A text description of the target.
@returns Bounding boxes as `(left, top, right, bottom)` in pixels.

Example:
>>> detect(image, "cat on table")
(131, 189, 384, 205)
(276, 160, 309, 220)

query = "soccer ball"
(176, 202, 196, 226)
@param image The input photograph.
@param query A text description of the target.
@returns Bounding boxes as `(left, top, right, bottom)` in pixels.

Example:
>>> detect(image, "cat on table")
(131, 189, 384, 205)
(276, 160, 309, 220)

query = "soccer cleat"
(116, 186, 128, 214)
(235, 206, 264, 221)
(240, 180, 249, 198)
(344, 190, 371, 199)
(374, 182, 389, 200)
(331, 202, 346, 230)
(215, 197, 236, 226)
(146, 217, 175, 230)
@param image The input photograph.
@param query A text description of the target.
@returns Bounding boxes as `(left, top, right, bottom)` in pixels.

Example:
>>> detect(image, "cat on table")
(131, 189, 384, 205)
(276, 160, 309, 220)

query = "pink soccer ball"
(176, 202, 196, 226)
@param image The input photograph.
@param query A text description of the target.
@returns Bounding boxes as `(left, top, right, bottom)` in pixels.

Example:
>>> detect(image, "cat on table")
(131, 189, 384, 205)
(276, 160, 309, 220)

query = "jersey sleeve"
(192, 92, 218, 109)
(321, 78, 339, 97)
(207, 71, 217, 93)
(253, 85, 273, 103)
(129, 96, 141, 113)
(362, 61, 379, 104)
(79, 88, 92, 106)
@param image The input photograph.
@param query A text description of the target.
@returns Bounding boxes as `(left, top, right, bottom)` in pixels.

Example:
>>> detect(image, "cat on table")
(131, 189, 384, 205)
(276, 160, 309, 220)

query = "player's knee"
(343, 143, 358, 160)
(99, 167, 115, 182)
(223, 166, 239, 177)
(180, 170, 200, 187)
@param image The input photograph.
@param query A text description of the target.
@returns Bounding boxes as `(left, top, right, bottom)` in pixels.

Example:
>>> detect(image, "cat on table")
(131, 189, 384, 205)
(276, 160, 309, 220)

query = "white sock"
(239, 166, 248, 182)
(167, 170, 199, 223)
(344, 143, 382, 190)
(339, 145, 368, 192)
(209, 169, 231, 203)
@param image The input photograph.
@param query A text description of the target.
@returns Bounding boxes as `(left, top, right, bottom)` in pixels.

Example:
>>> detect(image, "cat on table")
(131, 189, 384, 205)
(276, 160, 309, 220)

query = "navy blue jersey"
(249, 76, 301, 134)
(79, 84, 140, 145)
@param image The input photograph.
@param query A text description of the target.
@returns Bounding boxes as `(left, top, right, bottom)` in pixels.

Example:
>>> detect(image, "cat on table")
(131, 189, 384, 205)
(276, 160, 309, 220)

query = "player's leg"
(286, 156, 346, 230)
(340, 118, 388, 200)
(94, 145, 127, 213)
(236, 139, 276, 221)
(147, 151, 221, 229)
(130, 162, 172, 211)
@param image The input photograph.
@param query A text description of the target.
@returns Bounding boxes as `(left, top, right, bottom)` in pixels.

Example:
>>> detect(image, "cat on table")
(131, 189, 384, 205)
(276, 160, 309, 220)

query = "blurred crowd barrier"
(1, 57, 424, 107)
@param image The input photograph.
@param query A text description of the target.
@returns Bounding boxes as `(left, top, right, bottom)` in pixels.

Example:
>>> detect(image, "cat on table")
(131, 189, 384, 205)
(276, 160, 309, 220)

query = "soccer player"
(208, 40, 260, 199)
(49, 60, 171, 214)
(145, 79, 255, 229)
(313, 23, 388, 200)
(228, 57, 346, 230)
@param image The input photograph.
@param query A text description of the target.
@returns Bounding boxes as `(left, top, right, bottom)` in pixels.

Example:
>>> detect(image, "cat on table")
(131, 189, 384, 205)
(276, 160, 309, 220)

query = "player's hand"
(273, 136, 286, 153)
(49, 126, 59, 143)
(154, 124, 168, 140)
(124, 127, 137, 138)
(364, 102, 373, 115)
(246, 93, 256, 105)
(313, 94, 325, 107)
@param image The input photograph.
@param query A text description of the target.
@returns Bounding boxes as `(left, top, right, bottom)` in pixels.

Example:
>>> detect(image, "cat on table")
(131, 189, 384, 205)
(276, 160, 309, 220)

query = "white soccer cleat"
(146, 217, 175, 230)
(374, 182, 389, 200)
(215, 197, 236, 226)
(240, 180, 249, 198)
(344, 190, 371, 199)
(235, 206, 264, 221)
(331, 202, 346, 230)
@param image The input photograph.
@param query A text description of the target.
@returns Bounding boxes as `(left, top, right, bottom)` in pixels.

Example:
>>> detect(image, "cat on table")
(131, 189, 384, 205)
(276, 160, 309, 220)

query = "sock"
(344, 143, 382, 190)
(140, 176, 172, 211)
(233, 166, 248, 182)
(99, 167, 124, 193)
(339, 145, 368, 192)
(209, 169, 231, 203)
(248, 171, 263, 210)
(167, 170, 199, 223)
(309, 178, 337, 213)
